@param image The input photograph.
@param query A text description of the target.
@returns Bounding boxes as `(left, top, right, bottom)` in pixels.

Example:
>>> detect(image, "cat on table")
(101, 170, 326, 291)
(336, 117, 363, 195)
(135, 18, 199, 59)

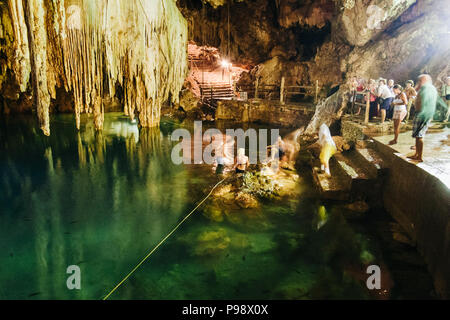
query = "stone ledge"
(216, 99, 314, 127)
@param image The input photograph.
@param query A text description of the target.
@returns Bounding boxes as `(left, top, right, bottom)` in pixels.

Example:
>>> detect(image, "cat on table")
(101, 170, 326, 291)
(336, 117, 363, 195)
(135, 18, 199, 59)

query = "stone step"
(307, 150, 351, 200)
(353, 146, 389, 178)
(311, 163, 351, 201)
(332, 151, 378, 194)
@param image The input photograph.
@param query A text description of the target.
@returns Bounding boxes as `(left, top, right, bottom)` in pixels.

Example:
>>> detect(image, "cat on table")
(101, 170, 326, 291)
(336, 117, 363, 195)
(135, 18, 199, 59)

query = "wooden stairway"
(199, 82, 234, 100)
(189, 54, 235, 101)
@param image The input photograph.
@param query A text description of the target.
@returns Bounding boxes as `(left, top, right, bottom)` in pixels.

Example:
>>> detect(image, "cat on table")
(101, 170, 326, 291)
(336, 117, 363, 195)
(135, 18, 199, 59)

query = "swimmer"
(233, 148, 249, 173)
(215, 156, 225, 175)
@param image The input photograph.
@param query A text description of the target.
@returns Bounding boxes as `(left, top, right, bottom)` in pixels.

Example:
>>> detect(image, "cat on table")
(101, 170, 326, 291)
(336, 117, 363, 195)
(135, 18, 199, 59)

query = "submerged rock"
(235, 191, 259, 209)
(241, 171, 280, 200)
(344, 201, 370, 213)
(203, 205, 224, 222)
(179, 226, 250, 258)
(193, 229, 231, 256)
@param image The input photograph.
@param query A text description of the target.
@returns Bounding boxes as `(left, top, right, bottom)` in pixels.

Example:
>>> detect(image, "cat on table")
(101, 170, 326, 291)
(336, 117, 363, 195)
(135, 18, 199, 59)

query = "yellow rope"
(102, 178, 226, 300)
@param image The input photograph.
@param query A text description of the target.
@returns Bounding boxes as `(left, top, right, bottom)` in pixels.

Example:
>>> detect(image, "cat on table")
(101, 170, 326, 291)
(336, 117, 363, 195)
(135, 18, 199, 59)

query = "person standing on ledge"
(389, 84, 408, 145)
(440, 76, 450, 122)
(387, 79, 395, 119)
(408, 74, 438, 163)
(404, 80, 417, 122)
(367, 79, 379, 120)
(377, 78, 394, 124)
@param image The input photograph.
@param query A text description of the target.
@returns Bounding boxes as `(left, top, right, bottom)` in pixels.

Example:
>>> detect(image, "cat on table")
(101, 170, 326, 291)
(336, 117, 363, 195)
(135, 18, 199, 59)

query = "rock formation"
(179, 0, 450, 133)
(1, 0, 449, 134)
(0, 0, 188, 134)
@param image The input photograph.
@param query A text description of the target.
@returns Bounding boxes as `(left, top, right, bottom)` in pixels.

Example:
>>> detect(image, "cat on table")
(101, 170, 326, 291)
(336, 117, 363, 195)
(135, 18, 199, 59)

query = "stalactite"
(6, 0, 31, 92)
(23, 0, 51, 136)
(61, 0, 188, 131)
(44, 0, 66, 99)
(4, 0, 188, 134)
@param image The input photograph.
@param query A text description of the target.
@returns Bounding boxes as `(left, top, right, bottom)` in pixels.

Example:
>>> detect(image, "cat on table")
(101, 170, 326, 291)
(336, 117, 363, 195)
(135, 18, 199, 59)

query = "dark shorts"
(380, 97, 393, 110)
(412, 116, 431, 138)
(235, 168, 245, 174)
(216, 164, 224, 175)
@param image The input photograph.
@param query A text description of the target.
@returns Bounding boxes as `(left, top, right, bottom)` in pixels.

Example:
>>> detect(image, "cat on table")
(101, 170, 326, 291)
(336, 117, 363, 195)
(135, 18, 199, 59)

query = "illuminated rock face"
(0, 0, 188, 134)
(180, 0, 448, 90)
(343, 4, 450, 81)
(333, 0, 416, 47)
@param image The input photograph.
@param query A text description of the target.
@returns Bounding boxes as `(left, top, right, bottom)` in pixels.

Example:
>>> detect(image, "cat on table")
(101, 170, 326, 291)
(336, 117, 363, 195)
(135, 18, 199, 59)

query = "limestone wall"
(215, 100, 313, 127)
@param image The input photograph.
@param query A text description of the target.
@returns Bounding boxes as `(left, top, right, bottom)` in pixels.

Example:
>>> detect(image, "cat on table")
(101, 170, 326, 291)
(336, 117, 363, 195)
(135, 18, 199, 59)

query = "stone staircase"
(310, 139, 389, 201)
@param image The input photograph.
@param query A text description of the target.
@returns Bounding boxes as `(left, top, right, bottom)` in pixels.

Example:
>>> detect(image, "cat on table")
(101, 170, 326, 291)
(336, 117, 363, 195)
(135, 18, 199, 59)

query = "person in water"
(234, 148, 249, 173)
(389, 84, 408, 145)
(209, 132, 234, 175)
(215, 155, 225, 175)
(275, 136, 287, 162)
(318, 124, 337, 176)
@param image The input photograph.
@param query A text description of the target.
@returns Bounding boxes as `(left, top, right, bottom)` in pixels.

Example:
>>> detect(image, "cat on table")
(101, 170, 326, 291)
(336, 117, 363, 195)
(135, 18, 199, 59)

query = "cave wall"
(0, 0, 188, 135)
(178, 0, 335, 66)
(1, 0, 449, 135)
(180, 0, 449, 99)
(342, 0, 450, 81)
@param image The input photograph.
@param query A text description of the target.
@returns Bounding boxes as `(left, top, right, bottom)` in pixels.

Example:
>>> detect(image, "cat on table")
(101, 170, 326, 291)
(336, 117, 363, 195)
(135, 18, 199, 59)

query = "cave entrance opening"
(187, 42, 249, 101)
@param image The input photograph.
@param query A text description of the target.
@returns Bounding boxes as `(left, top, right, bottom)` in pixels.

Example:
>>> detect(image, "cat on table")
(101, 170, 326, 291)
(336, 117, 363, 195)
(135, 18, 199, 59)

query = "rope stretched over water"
(102, 178, 226, 300)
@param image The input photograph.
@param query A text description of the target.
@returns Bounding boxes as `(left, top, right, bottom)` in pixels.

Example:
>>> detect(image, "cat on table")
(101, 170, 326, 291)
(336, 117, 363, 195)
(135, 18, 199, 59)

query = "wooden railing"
(350, 89, 371, 124)
(237, 77, 320, 104)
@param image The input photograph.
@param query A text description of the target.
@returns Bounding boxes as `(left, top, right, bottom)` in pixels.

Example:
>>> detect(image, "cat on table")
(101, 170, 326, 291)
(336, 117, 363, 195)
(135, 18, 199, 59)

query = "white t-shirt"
(377, 84, 395, 99)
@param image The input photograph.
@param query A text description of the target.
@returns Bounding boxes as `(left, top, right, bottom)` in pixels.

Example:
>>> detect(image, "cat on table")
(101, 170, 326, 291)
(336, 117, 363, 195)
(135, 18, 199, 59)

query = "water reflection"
(0, 114, 434, 299)
(0, 113, 203, 299)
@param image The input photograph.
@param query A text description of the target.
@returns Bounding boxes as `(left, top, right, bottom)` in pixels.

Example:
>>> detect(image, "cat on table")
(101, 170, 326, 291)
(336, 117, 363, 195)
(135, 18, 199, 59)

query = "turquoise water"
(0, 113, 433, 299)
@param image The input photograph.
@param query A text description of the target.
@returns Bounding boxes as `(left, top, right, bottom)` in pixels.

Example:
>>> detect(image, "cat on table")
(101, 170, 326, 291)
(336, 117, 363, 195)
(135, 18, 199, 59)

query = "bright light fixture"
(221, 60, 230, 68)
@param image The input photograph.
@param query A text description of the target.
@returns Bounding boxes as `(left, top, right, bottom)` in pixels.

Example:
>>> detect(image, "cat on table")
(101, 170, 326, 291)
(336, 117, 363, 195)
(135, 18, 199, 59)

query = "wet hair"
(393, 84, 403, 91)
